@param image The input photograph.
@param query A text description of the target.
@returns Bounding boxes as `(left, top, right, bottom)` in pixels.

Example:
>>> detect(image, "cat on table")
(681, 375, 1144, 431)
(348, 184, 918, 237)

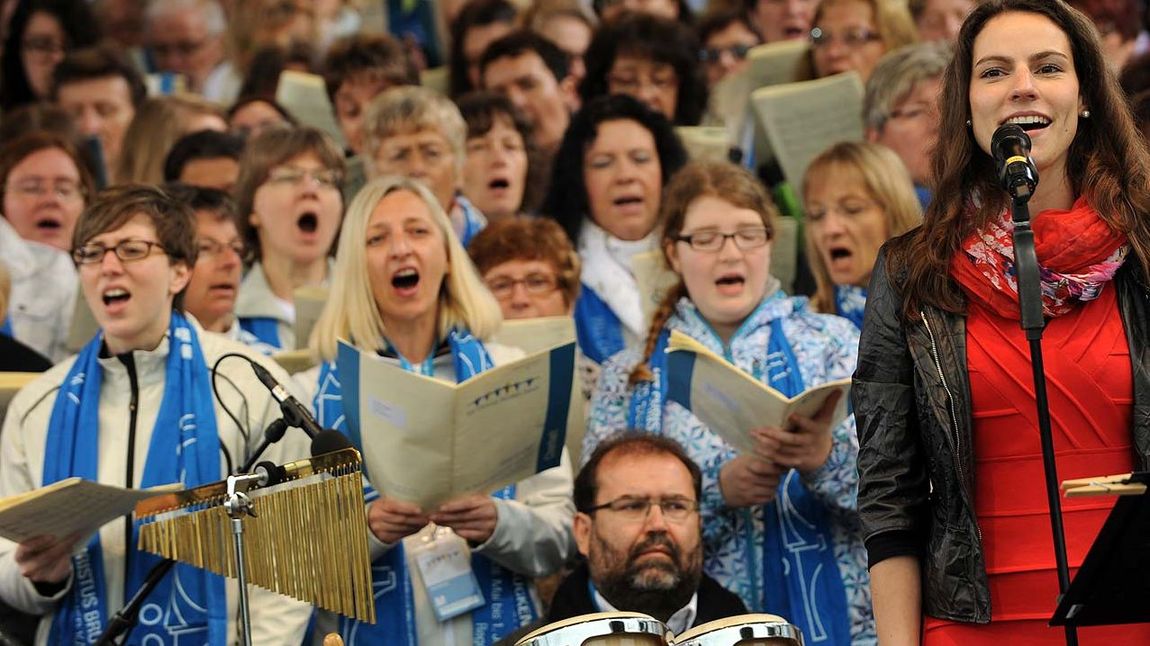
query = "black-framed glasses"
(699, 44, 753, 64)
(73, 239, 166, 265)
(585, 496, 699, 522)
(675, 227, 771, 252)
(809, 26, 881, 49)
(486, 273, 559, 300)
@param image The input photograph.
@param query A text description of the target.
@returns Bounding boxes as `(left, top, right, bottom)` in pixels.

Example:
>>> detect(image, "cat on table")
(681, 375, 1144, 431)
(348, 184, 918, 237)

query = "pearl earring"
(1081, 109, 1091, 118)
(966, 119, 972, 127)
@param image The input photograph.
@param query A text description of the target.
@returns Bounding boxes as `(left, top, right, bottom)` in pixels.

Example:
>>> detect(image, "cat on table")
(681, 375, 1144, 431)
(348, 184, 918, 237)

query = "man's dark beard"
(593, 532, 703, 623)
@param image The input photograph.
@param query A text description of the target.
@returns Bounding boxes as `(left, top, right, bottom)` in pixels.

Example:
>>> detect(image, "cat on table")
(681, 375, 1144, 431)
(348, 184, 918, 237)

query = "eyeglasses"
(73, 239, 166, 265)
(675, 227, 771, 252)
(196, 238, 249, 261)
(266, 167, 341, 189)
(809, 26, 881, 49)
(699, 44, 753, 65)
(5, 180, 85, 201)
(486, 273, 559, 300)
(150, 38, 209, 58)
(586, 496, 699, 522)
(22, 36, 66, 57)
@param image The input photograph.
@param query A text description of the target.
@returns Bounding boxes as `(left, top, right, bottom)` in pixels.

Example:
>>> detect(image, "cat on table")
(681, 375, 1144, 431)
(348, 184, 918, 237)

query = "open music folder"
(335, 340, 576, 509)
(0, 479, 177, 544)
(664, 331, 850, 454)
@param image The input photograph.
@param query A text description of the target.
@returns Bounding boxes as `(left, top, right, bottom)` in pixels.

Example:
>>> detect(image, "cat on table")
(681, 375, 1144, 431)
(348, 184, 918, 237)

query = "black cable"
(211, 352, 255, 446)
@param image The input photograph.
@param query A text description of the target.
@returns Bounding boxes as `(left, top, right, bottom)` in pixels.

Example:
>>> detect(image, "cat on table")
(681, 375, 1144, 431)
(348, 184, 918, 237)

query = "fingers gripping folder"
(133, 448, 376, 623)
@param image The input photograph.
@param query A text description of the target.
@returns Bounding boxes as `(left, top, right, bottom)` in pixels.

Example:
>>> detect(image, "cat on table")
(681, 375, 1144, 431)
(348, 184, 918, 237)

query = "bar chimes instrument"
(134, 447, 376, 624)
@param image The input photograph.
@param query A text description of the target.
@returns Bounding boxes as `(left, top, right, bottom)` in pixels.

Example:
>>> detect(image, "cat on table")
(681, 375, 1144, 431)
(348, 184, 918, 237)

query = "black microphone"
(992, 123, 1039, 202)
(238, 418, 289, 475)
(249, 361, 323, 439)
(255, 430, 354, 486)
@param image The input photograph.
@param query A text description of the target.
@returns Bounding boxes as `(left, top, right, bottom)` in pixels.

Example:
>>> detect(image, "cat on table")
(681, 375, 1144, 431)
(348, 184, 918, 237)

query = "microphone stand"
(1009, 183, 1078, 646)
(95, 559, 175, 645)
(97, 417, 292, 645)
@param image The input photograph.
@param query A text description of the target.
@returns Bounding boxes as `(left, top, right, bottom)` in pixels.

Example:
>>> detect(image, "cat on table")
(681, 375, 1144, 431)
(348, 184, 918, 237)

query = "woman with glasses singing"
(468, 218, 600, 401)
(802, 142, 922, 329)
(468, 218, 579, 321)
(0, 131, 92, 362)
(799, 0, 917, 82)
(233, 126, 346, 350)
(303, 175, 573, 645)
(0, 131, 94, 252)
(164, 183, 278, 355)
(585, 161, 872, 645)
(0, 184, 312, 644)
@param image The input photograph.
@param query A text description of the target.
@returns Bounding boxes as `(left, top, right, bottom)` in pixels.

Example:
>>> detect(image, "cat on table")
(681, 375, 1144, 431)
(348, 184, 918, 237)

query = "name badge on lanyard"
(413, 527, 485, 622)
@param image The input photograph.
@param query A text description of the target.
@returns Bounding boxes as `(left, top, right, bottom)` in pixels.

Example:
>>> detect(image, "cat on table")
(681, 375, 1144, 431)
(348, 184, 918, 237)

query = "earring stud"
(1081, 109, 1091, 118)
(966, 119, 972, 127)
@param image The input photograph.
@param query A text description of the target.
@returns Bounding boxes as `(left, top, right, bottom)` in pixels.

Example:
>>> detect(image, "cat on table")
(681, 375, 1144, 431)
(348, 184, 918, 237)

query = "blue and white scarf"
(833, 285, 867, 331)
(239, 317, 282, 349)
(574, 220, 655, 364)
(43, 312, 227, 645)
(452, 195, 487, 248)
(314, 329, 537, 645)
(0, 315, 12, 337)
(628, 295, 852, 645)
(573, 286, 627, 365)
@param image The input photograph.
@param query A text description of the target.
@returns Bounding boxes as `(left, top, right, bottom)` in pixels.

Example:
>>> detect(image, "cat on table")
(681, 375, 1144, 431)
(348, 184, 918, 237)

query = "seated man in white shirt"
(546, 433, 747, 634)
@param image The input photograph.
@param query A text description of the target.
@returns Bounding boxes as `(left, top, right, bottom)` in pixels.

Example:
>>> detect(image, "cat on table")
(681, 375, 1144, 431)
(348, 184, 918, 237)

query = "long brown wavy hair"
(887, 0, 1150, 320)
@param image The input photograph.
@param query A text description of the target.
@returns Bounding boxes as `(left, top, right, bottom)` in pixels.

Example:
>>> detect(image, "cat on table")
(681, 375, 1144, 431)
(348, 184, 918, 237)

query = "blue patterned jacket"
(585, 295, 875, 644)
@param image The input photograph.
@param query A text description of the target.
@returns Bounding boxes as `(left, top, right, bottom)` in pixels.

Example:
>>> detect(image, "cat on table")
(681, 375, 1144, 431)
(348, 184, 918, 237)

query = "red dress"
(924, 286, 1150, 645)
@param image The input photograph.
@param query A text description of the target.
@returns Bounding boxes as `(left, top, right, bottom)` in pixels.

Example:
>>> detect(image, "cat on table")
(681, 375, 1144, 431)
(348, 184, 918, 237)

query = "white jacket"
(0, 321, 314, 645)
(298, 342, 576, 645)
(0, 217, 76, 363)
(235, 262, 295, 351)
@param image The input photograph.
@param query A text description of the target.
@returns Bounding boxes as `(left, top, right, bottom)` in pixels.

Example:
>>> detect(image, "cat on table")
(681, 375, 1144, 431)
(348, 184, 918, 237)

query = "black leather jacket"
(853, 249, 1150, 623)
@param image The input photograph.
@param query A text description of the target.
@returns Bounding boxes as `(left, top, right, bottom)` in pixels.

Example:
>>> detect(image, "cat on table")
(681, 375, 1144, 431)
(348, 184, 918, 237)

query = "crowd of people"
(1, 0, 1149, 644)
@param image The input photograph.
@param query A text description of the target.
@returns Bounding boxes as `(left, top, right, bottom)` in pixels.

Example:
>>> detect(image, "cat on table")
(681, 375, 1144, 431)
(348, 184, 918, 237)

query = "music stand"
(1051, 472, 1150, 627)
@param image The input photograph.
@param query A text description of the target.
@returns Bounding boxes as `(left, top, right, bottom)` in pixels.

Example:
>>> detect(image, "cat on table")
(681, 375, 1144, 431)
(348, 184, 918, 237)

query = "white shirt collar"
(590, 584, 699, 635)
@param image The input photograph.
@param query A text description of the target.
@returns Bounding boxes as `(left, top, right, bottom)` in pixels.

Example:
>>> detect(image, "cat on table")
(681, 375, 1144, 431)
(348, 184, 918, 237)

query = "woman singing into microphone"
(854, 1, 1150, 644)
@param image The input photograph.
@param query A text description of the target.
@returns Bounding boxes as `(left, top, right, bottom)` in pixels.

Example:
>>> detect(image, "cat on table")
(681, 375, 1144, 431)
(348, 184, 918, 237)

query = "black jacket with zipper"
(852, 246, 1150, 624)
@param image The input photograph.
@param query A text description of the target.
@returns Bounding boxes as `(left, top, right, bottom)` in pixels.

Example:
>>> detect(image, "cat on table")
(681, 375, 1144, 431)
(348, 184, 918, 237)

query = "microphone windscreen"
(991, 123, 1030, 161)
(310, 429, 353, 457)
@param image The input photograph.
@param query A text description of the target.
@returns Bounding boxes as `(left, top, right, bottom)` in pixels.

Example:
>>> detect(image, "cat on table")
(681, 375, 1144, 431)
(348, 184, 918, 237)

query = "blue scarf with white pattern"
(313, 328, 537, 645)
(43, 313, 226, 645)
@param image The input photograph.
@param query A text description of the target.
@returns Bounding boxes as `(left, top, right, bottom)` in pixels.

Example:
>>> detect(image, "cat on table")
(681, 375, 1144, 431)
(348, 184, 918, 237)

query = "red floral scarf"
(950, 196, 1129, 318)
